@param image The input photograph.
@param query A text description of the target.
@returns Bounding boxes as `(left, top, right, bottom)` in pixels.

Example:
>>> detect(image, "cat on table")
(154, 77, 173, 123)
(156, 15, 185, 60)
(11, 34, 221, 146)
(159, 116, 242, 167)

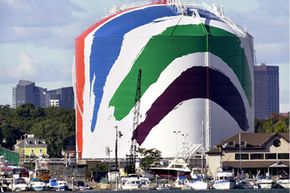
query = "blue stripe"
(89, 5, 178, 132)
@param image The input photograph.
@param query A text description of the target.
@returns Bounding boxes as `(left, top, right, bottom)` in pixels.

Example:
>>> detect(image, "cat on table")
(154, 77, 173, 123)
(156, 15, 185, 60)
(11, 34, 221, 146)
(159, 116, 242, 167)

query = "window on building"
(273, 139, 281, 147)
(40, 149, 42, 153)
(228, 141, 234, 146)
(235, 153, 249, 160)
(278, 153, 289, 159)
(241, 141, 247, 146)
(265, 153, 276, 159)
(250, 153, 264, 160)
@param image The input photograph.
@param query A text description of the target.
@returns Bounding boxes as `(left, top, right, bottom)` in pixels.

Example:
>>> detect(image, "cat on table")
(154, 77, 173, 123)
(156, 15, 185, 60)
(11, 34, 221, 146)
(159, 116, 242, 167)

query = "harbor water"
(75, 189, 289, 193)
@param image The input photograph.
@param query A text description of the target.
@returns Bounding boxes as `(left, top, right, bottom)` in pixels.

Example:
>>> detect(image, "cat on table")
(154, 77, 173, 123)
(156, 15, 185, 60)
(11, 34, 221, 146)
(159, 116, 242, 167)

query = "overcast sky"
(0, 0, 289, 112)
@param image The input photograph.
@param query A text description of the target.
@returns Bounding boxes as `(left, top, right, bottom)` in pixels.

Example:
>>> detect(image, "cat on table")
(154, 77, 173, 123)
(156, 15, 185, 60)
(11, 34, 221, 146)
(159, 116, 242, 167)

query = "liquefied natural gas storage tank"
(74, 0, 254, 159)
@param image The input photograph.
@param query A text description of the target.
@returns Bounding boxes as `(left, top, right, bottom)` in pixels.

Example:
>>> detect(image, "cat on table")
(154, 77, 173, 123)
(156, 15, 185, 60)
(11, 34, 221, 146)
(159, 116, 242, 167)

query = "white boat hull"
(32, 185, 45, 191)
(213, 180, 235, 190)
(257, 182, 272, 189)
(277, 179, 290, 189)
(188, 180, 208, 190)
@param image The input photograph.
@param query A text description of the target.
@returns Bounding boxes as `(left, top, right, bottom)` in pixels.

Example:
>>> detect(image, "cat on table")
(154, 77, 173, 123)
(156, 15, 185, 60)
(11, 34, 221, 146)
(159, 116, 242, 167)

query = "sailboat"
(187, 121, 208, 190)
(187, 176, 208, 190)
(235, 133, 254, 189)
(255, 170, 274, 189)
(277, 174, 290, 189)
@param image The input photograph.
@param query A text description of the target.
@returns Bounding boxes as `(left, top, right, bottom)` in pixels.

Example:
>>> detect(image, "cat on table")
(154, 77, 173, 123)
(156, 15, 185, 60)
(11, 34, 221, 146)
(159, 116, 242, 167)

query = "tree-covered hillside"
(0, 104, 288, 158)
(0, 104, 75, 157)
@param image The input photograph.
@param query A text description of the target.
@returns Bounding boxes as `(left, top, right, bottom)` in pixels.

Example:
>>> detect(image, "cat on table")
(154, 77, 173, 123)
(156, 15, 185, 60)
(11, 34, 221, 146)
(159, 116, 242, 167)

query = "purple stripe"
(133, 66, 248, 144)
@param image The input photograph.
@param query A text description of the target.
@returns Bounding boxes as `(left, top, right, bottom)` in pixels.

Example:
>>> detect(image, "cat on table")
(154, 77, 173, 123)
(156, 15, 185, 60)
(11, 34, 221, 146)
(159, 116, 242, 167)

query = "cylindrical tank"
(75, 1, 254, 159)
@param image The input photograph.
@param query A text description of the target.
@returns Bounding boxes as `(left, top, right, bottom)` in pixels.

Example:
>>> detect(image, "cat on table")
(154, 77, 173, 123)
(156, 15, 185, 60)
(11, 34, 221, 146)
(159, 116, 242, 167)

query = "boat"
(70, 180, 91, 191)
(156, 185, 171, 190)
(174, 175, 189, 189)
(234, 179, 254, 189)
(187, 176, 208, 190)
(255, 175, 274, 189)
(55, 180, 69, 191)
(12, 167, 30, 182)
(35, 168, 50, 182)
(187, 125, 208, 190)
(121, 176, 151, 190)
(149, 158, 191, 179)
(121, 178, 141, 190)
(156, 179, 171, 190)
(48, 178, 69, 191)
(187, 169, 209, 190)
(277, 175, 290, 189)
(187, 179, 208, 190)
(34, 158, 51, 182)
(29, 178, 46, 191)
(9, 177, 29, 192)
(212, 166, 236, 190)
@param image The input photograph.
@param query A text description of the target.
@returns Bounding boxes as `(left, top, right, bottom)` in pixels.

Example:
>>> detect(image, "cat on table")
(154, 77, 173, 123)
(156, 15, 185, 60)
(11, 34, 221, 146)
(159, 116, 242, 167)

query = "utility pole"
(115, 126, 123, 171)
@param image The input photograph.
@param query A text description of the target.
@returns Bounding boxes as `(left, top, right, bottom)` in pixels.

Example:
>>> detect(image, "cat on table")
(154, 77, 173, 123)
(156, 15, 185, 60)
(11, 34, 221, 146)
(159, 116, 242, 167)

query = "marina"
(0, 155, 289, 192)
(0, 0, 289, 192)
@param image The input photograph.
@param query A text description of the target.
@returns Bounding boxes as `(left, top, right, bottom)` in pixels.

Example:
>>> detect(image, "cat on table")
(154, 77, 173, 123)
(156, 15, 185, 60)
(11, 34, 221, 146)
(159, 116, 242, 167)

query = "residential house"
(14, 134, 48, 163)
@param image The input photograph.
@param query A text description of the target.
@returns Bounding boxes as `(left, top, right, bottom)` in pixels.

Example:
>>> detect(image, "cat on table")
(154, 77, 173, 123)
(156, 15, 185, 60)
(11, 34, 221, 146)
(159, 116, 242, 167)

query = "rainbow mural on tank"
(75, 1, 254, 159)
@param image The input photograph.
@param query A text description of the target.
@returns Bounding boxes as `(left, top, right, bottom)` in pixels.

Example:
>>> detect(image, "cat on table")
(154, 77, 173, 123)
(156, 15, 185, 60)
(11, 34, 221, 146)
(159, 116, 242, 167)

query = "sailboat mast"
(239, 133, 242, 176)
(201, 120, 204, 176)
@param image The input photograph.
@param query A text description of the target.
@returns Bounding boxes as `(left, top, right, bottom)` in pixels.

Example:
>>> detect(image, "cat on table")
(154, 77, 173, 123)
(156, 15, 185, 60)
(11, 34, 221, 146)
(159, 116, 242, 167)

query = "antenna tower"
(126, 68, 142, 174)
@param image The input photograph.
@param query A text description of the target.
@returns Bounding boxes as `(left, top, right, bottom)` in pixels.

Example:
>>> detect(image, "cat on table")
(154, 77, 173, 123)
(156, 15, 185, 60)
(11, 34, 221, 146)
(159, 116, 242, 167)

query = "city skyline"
(12, 79, 74, 109)
(0, 0, 289, 112)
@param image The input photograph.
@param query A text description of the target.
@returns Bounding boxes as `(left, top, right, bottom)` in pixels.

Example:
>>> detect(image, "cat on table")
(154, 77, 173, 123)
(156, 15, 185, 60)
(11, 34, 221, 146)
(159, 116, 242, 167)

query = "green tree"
(273, 120, 288, 133)
(255, 113, 289, 133)
(0, 104, 75, 157)
(138, 148, 162, 171)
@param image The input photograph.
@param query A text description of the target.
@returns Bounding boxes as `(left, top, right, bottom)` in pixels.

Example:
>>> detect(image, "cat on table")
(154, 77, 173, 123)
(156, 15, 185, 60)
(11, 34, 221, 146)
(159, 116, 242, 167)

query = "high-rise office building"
(254, 64, 279, 119)
(12, 80, 48, 108)
(47, 87, 74, 110)
(12, 80, 74, 109)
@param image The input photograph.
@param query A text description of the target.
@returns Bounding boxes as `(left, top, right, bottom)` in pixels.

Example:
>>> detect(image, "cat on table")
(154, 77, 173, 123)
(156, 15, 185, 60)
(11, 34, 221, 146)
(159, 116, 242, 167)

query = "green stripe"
(109, 24, 252, 120)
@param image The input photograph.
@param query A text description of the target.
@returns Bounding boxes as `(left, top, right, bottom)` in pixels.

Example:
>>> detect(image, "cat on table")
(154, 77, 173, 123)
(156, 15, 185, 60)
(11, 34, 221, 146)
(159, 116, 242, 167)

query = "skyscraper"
(12, 80, 48, 108)
(254, 64, 279, 119)
(47, 87, 74, 110)
(12, 80, 74, 109)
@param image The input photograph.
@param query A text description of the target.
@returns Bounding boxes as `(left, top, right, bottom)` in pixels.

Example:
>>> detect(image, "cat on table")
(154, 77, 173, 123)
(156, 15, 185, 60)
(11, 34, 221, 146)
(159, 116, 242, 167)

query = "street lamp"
(181, 133, 189, 147)
(173, 130, 181, 158)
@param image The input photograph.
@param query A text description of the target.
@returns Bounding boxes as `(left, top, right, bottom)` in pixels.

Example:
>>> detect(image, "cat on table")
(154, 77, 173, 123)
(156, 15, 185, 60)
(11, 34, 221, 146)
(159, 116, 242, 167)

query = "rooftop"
(217, 132, 289, 148)
(14, 134, 47, 148)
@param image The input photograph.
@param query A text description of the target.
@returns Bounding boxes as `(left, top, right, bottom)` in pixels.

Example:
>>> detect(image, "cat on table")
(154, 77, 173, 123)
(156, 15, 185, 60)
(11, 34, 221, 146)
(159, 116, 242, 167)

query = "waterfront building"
(12, 80, 48, 108)
(207, 132, 289, 178)
(14, 134, 48, 163)
(254, 64, 279, 119)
